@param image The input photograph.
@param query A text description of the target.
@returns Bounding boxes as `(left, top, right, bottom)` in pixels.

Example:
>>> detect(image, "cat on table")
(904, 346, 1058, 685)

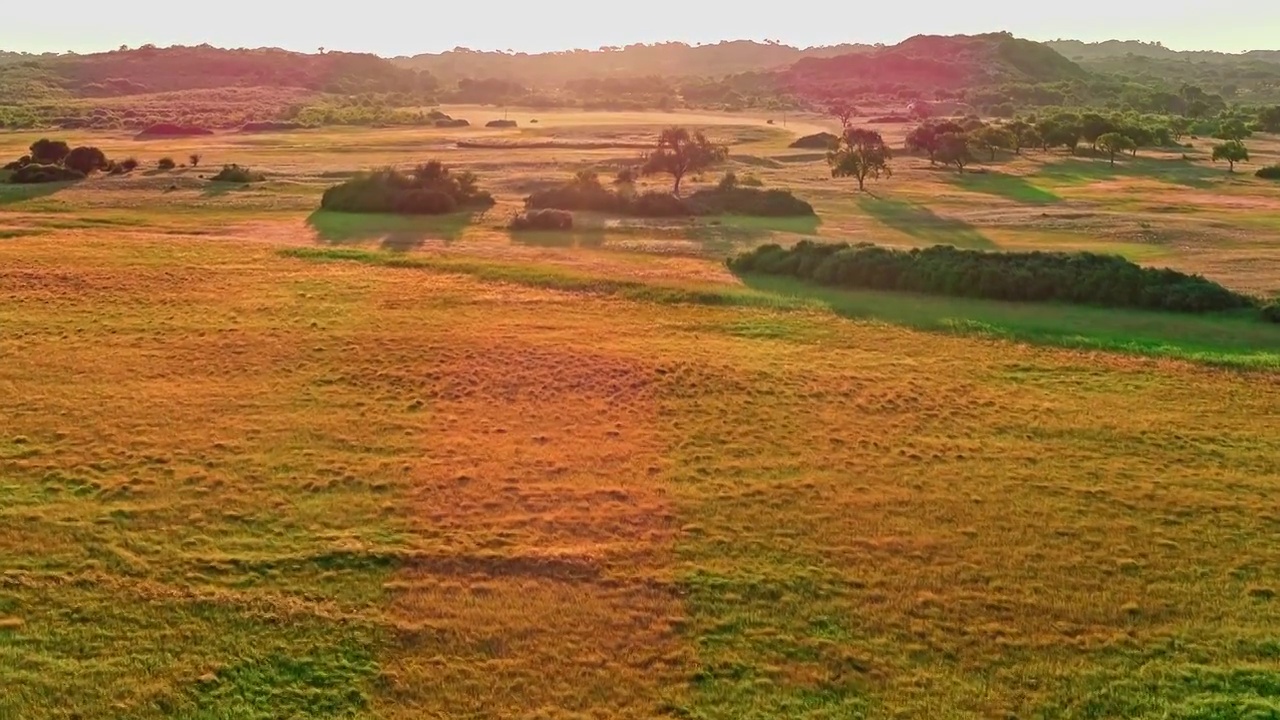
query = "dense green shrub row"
(525, 175, 813, 217)
(1256, 165, 1280, 180)
(320, 162, 493, 215)
(728, 241, 1260, 315)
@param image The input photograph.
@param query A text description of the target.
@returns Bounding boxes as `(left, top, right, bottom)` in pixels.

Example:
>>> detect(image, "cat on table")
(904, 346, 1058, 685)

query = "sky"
(2, 0, 1278, 56)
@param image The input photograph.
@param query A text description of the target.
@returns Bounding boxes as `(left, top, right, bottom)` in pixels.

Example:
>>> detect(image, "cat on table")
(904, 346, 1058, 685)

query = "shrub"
(1262, 301, 1280, 323)
(29, 139, 71, 164)
(686, 187, 815, 217)
(511, 208, 573, 231)
(120, 157, 139, 173)
(1255, 165, 1280, 180)
(485, 119, 518, 128)
(10, 164, 86, 184)
(868, 115, 912, 123)
(526, 174, 629, 213)
(630, 191, 693, 217)
(435, 118, 470, 128)
(158, 157, 177, 171)
(2, 156, 31, 172)
(210, 164, 265, 183)
(426, 110, 451, 121)
(740, 174, 764, 188)
(728, 241, 1257, 315)
(788, 132, 839, 149)
(64, 146, 109, 174)
(189, 154, 202, 168)
(320, 162, 493, 215)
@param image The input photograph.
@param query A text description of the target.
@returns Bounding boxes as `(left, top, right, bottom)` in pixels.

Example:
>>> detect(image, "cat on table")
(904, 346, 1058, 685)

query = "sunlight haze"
(2, 0, 1278, 54)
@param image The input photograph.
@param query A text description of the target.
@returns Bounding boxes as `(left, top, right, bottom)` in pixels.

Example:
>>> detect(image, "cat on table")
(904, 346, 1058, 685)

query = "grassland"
(2, 107, 1279, 718)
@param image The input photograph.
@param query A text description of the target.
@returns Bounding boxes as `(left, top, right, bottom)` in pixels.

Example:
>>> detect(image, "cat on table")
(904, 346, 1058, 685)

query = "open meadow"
(2, 107, 1280, 719)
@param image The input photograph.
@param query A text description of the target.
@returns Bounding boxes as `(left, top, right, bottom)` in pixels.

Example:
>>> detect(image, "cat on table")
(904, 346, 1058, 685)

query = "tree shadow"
(947, 172, 1061, 204)
(685, 214, 824, 255)
(306, 210, 482, 251)
(0, 181, 71, 206)
(857, 196, 994, 249)
(1035, 156, 1221, 190)
(507, 227, 607, 249)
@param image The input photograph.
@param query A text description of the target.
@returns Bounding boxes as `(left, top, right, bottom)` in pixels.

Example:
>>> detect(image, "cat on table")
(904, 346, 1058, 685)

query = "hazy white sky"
(1, 0, 1277, 55)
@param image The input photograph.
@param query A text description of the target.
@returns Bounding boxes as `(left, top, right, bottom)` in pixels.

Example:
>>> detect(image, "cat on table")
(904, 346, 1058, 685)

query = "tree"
(63, 146, 108, 174)
(189, 153, 202, 167)
(29, 139, 70, 165)
(1214, 118, 1251, 141)
(905, 120, 962, 164)
(1119, 124, 1153, 157)
(1018, 127, 1043, 154)
(641, 127, 727, 196)
(1169, 116, 1192, 141)
(1260, 106, 1280, 134)
(936, 132, 975, 174)
(1212, 141, 1249, 172)
(826, 100, 857, 129)
(1006, 120, 1031, 154)
(1096, 133, 1135, 167)
(972, 126, 1015, 161)
(1080, 113, 1117, 150)
(827, 128, 892, 192)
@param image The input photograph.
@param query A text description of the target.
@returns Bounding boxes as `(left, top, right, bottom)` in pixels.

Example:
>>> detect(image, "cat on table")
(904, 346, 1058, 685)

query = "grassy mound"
(210, 164, 266, 183)
(240, 121, 306, 132)
(320, 162, 493, 215)
(510, 209, 573, 231)
(788, 132, 839, 149)
(136, 123, 213, 137)
(729, 241, 1260, 315)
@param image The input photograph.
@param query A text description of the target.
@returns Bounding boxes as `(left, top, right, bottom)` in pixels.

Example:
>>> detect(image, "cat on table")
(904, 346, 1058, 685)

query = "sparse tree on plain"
(972, 126, 1015, 160)
(1212, 140, 1249, 172)
(640, 127, 727, 196)
(1097, 132, 1135, 167)
(936, 132, 975, 174)
(827, 128, 892, 192)
(826, 100, 857, 129)
(189, 153, 202, 167)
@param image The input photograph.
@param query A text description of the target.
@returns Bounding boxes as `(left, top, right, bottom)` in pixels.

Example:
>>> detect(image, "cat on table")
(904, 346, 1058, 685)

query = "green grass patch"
(948, 171, 1061, 204)
(857, 196, 994, 249)
(741, 274, 1280, 370)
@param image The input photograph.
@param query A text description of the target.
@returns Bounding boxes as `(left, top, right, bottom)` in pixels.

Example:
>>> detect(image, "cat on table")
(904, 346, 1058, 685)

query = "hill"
(0, 45, 436, 100)
(781, 33, 1088, 99)
(392, 40, 874, 85)
(1045, 40, 1280, 103)
(1046, 39, 1280, 64)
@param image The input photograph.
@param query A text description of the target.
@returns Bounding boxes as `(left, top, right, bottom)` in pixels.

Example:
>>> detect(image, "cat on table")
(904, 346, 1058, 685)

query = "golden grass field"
(1, 107, 1279, 719)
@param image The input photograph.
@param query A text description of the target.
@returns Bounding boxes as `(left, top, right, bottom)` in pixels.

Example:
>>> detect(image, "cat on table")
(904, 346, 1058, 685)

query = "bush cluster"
(510, 209, 573, 231)
(1255, 165, 1280, 180)
(485, 119, 518, 128)
(728, 241, 1258, 315)
(320, 161, 494, 215)
(210, 164, 266, 183)
(3, 138, 115, 183)
(525, 174, 813, 218)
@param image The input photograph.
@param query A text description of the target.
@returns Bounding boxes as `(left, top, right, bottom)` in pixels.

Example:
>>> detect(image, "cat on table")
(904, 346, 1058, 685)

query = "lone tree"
(30, 139, 71, 165)
(936, 132, 975, 174)
(826, 100, 857, 129)
(1096, 132, 1135, 167)
(1214, 118, 1251, 141)
(972, 126, 1015, 160)
(1212, 140, 1249, 173)
(641, 127, 727, 196)
(827, 128, 892, 192)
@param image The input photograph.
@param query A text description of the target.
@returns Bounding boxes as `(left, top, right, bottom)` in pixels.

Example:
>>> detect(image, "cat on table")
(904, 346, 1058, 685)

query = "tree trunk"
(673, 174, 682, 196)
(857, 175, 865, 192)
(1109, 153, 1115, 167)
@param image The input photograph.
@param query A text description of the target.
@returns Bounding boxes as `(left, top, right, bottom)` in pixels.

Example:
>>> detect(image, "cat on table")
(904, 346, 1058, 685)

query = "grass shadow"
(1036, 155, 1222, 190)
(306, 210, 482, 251)
(0, 181, 73, 207)
(737, 274, 1280, 369)
(857, 196, 994, 249)
(948, 172, 1061, 204)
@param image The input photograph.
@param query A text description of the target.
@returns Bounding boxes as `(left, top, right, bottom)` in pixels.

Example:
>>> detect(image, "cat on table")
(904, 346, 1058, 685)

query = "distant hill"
(0, 45, 436, 99)
(1046, 40, 1280, 64)
(782, 33, 1088, 98)
(392, 40, 875, 84)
